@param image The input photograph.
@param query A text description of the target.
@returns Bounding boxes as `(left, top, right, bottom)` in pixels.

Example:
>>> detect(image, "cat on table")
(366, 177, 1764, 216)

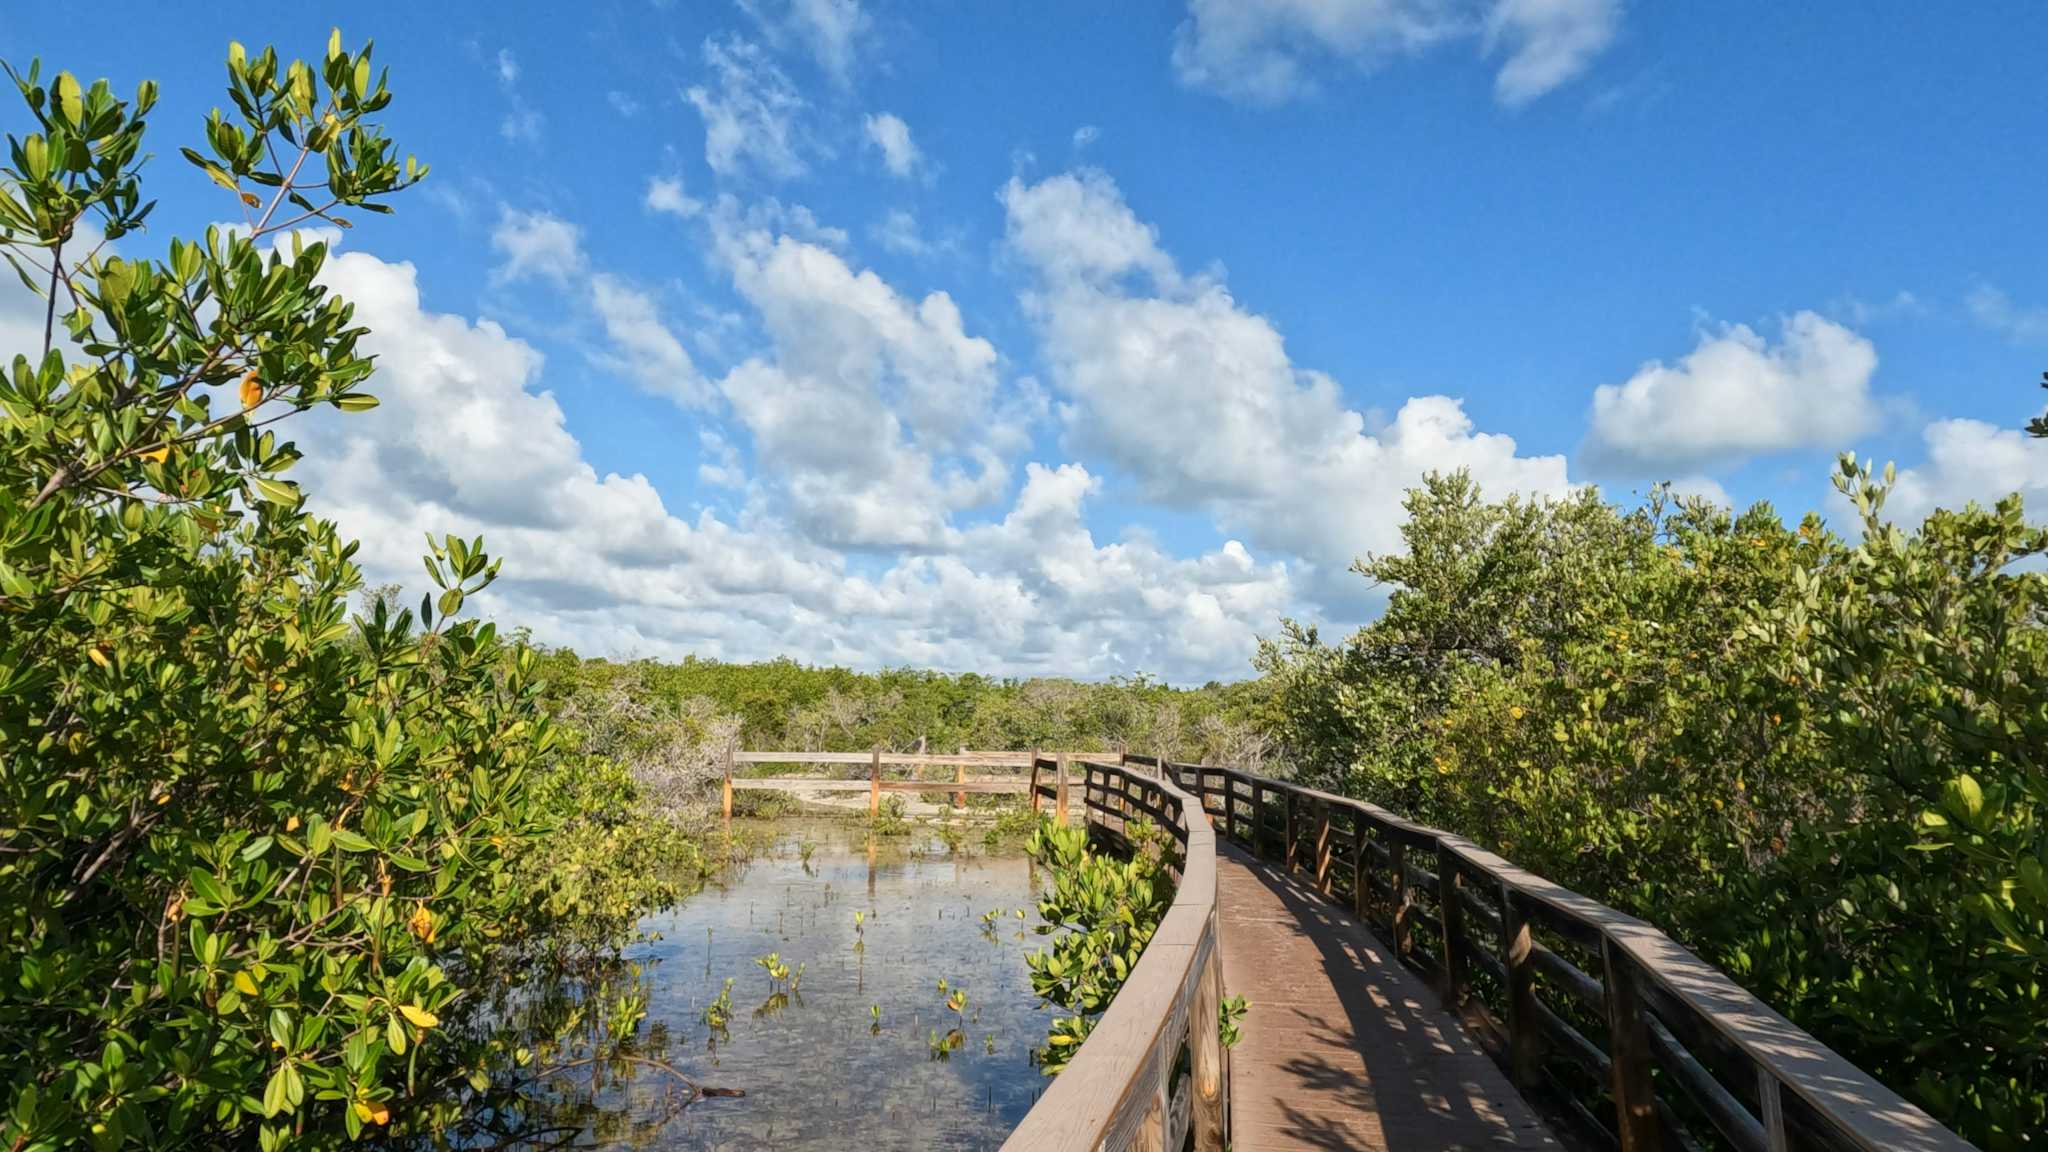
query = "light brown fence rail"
(1134, 756, 1978, 1152)
(1002, 758, 1227, 1152)
(719, 747, 1097, 816)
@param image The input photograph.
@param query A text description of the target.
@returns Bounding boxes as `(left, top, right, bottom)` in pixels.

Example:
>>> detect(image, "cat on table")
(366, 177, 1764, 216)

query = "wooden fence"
(721, 748, 1049, 816)
(1135, 755, 1979, 1152)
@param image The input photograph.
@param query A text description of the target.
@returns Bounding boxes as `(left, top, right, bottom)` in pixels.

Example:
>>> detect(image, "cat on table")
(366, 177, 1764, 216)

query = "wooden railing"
(1136, 756, 1979, 1152)
(1002, 757, 1227, 1152)
(720, 748, 1059, 817)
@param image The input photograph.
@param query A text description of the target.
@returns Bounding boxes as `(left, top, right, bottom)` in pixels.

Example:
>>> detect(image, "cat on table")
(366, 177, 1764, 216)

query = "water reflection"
(601, 819, 1051, 1150)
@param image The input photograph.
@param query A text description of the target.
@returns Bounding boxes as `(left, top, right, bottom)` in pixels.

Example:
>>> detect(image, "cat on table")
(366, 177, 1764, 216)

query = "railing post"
(954, 743, 967, 810)
(1314, 800, 1333, 895)
(721, 740, 735, 823)
(1351, 816, 1369, 921)
(1055, 753, 1070, 825)
(1191, 929, 1226, 1152)
(868, 746, 882, 820)
(1225, 776, 1240, 843)
(1602, 936, 1662, 1152)
(1389, 838, 1413, 964)
(1284, 789, 1298, 873)
(1436, 842, 1466, 1008)
(1249, 783, 1263, 854)
(1500, 884, 1541, 1090)
(1029, 747, 1042, 814)
(1757, 1068, 1789, 1152)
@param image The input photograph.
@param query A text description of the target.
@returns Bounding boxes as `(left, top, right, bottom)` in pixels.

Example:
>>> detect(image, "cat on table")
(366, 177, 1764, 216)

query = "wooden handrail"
(1169, 760, 1979, 1152)
(1003, 759, 1226, 1152)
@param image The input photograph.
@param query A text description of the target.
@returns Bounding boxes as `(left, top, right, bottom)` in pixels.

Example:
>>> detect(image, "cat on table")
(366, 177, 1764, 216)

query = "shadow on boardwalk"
(1217, 842, 1560, 1151)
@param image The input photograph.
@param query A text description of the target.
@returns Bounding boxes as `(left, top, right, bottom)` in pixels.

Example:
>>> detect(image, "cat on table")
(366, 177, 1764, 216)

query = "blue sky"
(7, 1, 2048, 681)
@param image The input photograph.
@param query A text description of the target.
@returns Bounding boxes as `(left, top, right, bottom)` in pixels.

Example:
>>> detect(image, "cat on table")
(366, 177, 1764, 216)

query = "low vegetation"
(1023, 815, 1244, 1076)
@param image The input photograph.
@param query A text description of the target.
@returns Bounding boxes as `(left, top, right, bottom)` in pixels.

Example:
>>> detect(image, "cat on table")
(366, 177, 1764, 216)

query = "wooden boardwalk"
(1218, 842, 1560, 1151)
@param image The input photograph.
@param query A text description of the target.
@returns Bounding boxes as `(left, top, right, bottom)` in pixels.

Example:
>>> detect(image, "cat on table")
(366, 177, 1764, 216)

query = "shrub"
(0, 35, 699, 1150)
(1255, 465, 2046, 1148)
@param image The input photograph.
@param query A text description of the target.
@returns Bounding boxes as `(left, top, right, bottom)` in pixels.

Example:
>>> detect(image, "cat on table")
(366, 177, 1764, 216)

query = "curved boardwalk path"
(1219, 842, 1559, 1151)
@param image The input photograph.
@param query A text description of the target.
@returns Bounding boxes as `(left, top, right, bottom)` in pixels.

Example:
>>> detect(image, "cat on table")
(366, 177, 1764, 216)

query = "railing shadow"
(1222, 842, 1561, 1151)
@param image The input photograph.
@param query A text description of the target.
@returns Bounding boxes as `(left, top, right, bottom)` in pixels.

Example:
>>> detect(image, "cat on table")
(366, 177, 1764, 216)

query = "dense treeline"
(1255, 465, 2047, 1150)
(531, 651, 1275, 765)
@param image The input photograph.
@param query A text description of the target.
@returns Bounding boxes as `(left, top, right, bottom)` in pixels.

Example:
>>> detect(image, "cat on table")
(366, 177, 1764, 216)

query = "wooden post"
(1390, 839, 1413, 964)
(720, 740, 734, 823)
(1501, 884, 1541, 1090)
(1351, 817, 1369, 921)
(1029, 748, 1042, 814)
(1436, 842, 1466, 1008)
(1190, 935, 1227, 1152)
(1602, 936, 1662, 1152)
(1055, 753, 1070, 825)
(1314, 801, 1333, 895)
(954, 743, 967, 810)
(1757, 1069, 1789, 1152)
(1283, 789, 1298, 873)
(868, 747, 882, 820)
(1226, 775, 1239, 844)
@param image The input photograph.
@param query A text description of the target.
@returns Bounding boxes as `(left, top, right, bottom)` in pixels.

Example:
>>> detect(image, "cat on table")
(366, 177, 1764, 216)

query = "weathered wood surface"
(728, 777, 1028, 794)
(1217, 841, 1560, 1151)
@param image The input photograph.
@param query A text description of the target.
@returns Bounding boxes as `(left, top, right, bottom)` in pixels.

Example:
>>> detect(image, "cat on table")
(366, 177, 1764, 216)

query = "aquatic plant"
(754, 952, 793, 988)
(702, 978, 735, 1032)
(926, 1028, 965, 1060)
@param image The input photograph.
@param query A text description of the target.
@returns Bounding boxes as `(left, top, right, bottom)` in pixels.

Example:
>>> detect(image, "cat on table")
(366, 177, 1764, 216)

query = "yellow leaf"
(234, 970, 259, 996)
(87, 648, 110, 669)
(141, 445, 169, 464)
(399, 1004, 439, 1029)
(353, 1099, 391, 1125)
(239, 371, 263, 410)
(285, 815, 300, 832)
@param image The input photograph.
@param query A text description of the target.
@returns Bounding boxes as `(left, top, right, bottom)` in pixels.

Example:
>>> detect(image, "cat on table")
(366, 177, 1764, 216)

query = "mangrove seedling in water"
(927, 1028, 966, 1060)
(755, 951, 793, 989)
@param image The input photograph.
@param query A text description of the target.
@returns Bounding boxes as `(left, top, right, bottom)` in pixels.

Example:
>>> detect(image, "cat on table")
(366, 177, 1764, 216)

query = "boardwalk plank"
(1218, 842, 1560, 1151)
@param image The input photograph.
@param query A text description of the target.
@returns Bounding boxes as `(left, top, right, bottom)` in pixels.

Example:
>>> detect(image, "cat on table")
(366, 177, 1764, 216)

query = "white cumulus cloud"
(1585, 311, 1880, 471)
(1002, 168, 1570, 599)
(284, 248, 1285, 681)
(1871, 418, 2048, 528)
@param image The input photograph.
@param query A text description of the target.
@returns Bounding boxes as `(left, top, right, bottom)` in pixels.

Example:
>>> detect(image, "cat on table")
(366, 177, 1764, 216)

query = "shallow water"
(605, 819, 1054, 1150)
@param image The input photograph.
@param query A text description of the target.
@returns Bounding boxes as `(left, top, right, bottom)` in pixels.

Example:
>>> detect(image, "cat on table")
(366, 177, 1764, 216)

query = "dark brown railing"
(1136, 755, 1978, 1152)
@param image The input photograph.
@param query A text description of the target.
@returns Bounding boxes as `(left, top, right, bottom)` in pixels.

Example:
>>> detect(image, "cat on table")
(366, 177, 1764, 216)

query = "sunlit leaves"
(1256, 462, 2048, 1149)
(0, 31, 619, 1152)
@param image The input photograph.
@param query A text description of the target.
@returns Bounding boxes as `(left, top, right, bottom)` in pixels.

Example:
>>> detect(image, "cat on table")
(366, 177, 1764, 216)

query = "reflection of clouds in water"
(623, 819, 1051, 1150)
